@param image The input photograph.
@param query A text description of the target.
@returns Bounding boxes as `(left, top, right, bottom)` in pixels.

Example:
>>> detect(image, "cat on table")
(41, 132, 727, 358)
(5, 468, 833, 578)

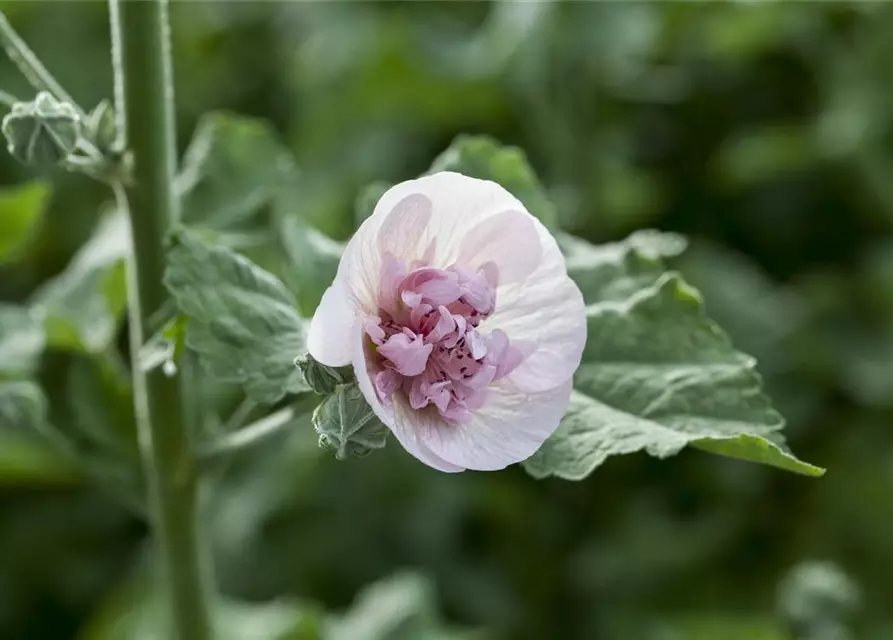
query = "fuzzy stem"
(110, 1, 213, 638)
(197, 405, 297, 463)
(0, 12, 85, 117)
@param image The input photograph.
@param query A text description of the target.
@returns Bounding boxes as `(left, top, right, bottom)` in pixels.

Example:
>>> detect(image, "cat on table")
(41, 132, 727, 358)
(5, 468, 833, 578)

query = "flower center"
(365, 253, 525, 424)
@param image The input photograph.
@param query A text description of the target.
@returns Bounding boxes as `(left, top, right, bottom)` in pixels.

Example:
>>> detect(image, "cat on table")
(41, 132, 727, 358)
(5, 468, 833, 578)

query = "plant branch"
(0, 87, 18, 108)
(197, 404, 299, 464)
(110, 1, 212, 638)
(0, 11, 85, 117)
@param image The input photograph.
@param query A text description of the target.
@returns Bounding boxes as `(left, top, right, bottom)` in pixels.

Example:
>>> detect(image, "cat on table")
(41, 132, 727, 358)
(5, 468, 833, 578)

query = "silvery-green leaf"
(178, 112, 297, 228)
(295, 353, 353, 396)
(327, 573, 435, 640)
(278, 214, 343, 316)
(525, 233, 822, 479)
(30, 208, 129, 354)
(559, 229, 687, 304)
(0, 304, 45, 377)
(0, 180, 51, 263)
(312, 383, 388, 459)
(164, 229, 308, 404)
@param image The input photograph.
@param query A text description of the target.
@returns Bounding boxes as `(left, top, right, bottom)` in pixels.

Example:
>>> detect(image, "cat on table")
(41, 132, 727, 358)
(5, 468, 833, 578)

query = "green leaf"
(524, 233, 823, 480)
(0, 304, 45, 377)
(295, 353, 353, 396)
(0, 380, 77, 484)
(164, 228, 309, 404)
(31, 208, 128, 354)
(428, 135, 558, 228)
(82, 578, 322, 640)
(66, 354, 137, 457)
(559, 229, 687, 304)
(328, 572, 475, 640)
(277, 213, 344, 315)
(354, 180, 392, 224)
(0, 179, 51, 263)
(178, 112, 298, 228)
(312, 382, 388, 459)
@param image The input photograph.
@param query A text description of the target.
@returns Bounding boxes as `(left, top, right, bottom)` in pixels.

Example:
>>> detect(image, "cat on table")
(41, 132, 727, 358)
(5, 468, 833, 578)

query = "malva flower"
(307, 172, 586, 472)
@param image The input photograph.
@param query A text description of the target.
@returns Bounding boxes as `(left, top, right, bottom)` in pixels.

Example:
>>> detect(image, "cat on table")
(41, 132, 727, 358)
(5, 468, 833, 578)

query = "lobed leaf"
(525, 233, 823, 479)
(164, 228, 309, 404)
(30, 208, 128, 354)
(178, 112, 298, 229)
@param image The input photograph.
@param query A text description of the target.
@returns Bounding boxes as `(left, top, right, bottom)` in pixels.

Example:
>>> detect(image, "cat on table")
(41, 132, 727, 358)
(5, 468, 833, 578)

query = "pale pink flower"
(307, 172, 586, 472)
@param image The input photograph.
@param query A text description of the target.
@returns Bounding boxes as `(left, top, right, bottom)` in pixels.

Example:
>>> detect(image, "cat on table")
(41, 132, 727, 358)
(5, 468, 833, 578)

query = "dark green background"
(0, 2, 891, 639)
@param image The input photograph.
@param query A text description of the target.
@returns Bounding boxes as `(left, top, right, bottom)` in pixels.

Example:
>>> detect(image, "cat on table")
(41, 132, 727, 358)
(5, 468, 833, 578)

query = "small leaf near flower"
(312, 383, 388, 459)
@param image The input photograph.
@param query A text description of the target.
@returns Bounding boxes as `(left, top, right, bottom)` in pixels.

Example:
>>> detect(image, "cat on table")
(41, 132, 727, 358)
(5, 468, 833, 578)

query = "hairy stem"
(0, 12, 84, 117)
(110, 1, 213, 638)
(197, 405, 297, 463)
(0, 88, 19, 108)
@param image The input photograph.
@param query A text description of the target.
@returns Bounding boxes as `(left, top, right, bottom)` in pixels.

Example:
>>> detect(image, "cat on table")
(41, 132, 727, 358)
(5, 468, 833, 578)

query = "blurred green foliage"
(1, 2, 893, 639)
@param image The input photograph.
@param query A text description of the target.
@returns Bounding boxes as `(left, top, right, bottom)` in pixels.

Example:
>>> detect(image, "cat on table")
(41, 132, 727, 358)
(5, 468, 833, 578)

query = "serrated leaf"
(524, 239, 823, 479)
(164, 228, 309, 404)
(428, 135, 558, 228)
(178, 112, 298, 229)
(0, 180, 51, 263)
(31, 208, 129, 354)
(0, 304, 45, 377)
(312, 383, 388, 459)
(559, 229, 687, 304)
(277, 214, 344, 315)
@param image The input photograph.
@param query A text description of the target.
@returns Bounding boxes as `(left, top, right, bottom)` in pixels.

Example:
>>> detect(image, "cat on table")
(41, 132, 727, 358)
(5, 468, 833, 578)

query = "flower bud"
(2, 92, 81, 166)
(295, 353, 352, 395)
(312, 383, 388, 459)
(85, 99, 117, 155)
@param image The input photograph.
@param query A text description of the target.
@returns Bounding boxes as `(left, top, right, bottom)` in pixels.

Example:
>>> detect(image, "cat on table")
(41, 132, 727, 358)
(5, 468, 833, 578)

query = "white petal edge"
(486, 216, 587, 394)
(395, 378, 573, 471)
(351, 326, 464, 473)
(337, 171, 541, 313)
(307, 276, 357, 367)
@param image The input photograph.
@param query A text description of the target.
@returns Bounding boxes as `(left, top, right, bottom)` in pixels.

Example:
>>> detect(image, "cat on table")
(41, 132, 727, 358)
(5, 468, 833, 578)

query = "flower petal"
(307, 276, 357, 367)
(397, 378, 573, 471)
(378, 172, 528, 267)
(486, 217, 586, 393)
(339, 191, 433, 313)
(352, 329, 464, 473)
(457, 209, 542, 285)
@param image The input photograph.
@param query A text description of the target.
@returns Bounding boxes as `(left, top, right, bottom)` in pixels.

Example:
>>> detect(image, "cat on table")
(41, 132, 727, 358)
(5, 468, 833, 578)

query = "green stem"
(0, 11, 85, 117)
(0, 88, 18, 108)
(197, 405, 297, 464)
(110, 1, 213, 638)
